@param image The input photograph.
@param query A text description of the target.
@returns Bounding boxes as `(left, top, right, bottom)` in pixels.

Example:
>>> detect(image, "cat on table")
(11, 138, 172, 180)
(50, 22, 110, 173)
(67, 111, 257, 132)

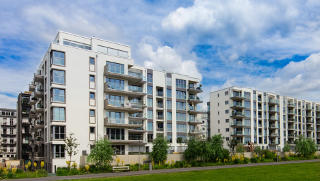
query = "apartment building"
(20, 31, 204, 172)
(0, 108, 17, 160)
(209, 87, 320, 150)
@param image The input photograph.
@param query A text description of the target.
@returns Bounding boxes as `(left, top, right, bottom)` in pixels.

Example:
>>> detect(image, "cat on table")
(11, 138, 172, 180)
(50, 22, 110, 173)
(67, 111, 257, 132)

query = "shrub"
(283, 143, 291, 152)
(295, 136, 317, 158)
(235, 143, 245, 153)
(250, 157, 258, 163)
(254, 146, 262, 156)
(150, 137, 169, 164)
(261, 149, 275, 159)
(184, 138, 200, 162)
(243, 157, 250, 164)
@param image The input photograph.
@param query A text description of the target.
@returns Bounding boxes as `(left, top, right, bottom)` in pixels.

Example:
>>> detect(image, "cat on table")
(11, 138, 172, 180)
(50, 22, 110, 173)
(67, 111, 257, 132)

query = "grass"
(69, 161, 320, 181)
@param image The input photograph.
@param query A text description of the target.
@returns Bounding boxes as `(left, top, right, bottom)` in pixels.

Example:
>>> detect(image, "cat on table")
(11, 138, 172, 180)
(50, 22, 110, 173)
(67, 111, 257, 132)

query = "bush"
(295, 136, 317, 158)
(283, 143, 291, 152)
(261, 149, 275, 160)
(235, 143, 245, 153)
(254, 146, 262, 156)
(250, 157, 258, 163)
(243, 157, 249, 164)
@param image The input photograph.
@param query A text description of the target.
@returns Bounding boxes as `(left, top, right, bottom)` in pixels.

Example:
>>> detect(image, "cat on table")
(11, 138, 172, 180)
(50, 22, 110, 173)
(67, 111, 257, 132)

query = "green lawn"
(70, 162, 320, 181)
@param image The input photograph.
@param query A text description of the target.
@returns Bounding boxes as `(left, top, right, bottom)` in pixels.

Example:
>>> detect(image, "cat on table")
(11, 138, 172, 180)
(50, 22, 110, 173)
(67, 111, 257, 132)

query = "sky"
(1, 0, 320, 109)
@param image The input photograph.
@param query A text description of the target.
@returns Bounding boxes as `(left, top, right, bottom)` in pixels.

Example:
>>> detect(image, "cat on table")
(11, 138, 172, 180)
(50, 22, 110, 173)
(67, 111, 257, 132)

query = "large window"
(176, 79, 186, 89)
(106, 95, 124, 106)
(177, 124, 187, 132)
(52, 126, 65, 140)
(147, 85, 153, 95)
(106, 128, 124, 140)
(167, 111, 172, 120)
(52, 51, 65, 66)
(176, 113, 186, 121)
(147, 98, 153, 107)
(167, 89, 172, 98)
(106, 61, 124, 74)
(147, 122, 153, 131)
(89, 57, 95, 65)
(167, 123, 172, 132)
(52, 88, 65, 102)
(167, 100, 172, 109)
(176, 102, 186, 110)
(52, 107, 65, 121)
(106, 78, 124, 90)
(147, 110, 153, 119)
(52, 70, 65, 84)
(176, 91, 186, 99)
(53, 145, 65, 158)
(106, 111, 125, 124)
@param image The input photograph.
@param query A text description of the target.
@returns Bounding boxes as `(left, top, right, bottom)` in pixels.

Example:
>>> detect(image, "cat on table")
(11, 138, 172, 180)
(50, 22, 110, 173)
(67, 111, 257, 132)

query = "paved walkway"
(7, 159, 320, 181)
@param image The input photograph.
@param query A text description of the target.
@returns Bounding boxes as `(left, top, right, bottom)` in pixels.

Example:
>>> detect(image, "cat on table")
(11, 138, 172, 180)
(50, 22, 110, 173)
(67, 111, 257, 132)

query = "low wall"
(80, 153, 184, 167)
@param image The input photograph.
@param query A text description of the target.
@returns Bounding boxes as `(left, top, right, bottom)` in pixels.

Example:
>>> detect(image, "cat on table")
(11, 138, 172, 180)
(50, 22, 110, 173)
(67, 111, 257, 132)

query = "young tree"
(184, 138, 200, 162)
(207, 134, 226, 162)
(64, 133, 79, 166)
(88, 139, 114, 168)
(228, 138, 238, 154)
(295, 136, 317, 158)
(150, 136, 168, 164)
(236, 143, 245, 154)
(283, 143, 291, 152)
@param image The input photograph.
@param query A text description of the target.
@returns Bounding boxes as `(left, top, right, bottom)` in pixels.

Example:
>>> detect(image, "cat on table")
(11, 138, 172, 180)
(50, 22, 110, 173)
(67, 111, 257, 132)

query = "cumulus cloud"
(0, 94, 17, 109)
(139, 43, 202, 80)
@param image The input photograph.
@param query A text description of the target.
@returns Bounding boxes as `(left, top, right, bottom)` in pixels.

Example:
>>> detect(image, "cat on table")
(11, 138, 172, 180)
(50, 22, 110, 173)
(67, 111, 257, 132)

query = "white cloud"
(0, 94, 17, 109)
(139, 43, 202, 80)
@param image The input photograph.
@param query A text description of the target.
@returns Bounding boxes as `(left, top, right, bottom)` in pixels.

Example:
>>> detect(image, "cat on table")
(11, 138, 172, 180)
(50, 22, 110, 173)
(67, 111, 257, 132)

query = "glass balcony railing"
(128, 86, 143, 92)
(128, 71, 143, 79)
(106, 118, 125, 124)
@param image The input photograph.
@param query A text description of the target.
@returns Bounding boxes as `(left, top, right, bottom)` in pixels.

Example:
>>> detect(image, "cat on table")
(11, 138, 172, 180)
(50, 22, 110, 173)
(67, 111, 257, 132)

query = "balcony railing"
(268, 99, 279, 105)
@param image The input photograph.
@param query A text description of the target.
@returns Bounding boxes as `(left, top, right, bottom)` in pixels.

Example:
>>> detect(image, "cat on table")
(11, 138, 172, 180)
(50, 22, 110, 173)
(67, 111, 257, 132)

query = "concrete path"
(6, 159, 320, 181)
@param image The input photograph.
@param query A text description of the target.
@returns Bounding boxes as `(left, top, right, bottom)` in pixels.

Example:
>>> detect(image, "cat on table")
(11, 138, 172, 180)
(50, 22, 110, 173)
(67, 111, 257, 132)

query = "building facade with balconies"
(209, 86, 320, 151)
(20, 31, 204, 172)
(0, 108, 17, 160)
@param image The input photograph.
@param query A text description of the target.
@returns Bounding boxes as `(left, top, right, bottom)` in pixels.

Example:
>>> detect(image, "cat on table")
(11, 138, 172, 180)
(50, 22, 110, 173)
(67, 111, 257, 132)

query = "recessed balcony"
(104, 100, 145, 113)
(231, 111, 246, 118)
(288, 103, 296, 108)
(104, 66, 146, 84)
(230, 92, 245, 101)
(104, 117, 143, 128)
(188, 119, 203, 124)
(189, 129, 202, 135)
(188, 85, 202, 94)
(34, 73, 44, 83)
(268, 99, 279, 105)
(29, 84, 35, 91)
(104, 83, 146, 97)
(231, 102, 245, 110)
(188, 96, 203, 104)
(35, 104, 44, 113)
(231, 121, 251, 128)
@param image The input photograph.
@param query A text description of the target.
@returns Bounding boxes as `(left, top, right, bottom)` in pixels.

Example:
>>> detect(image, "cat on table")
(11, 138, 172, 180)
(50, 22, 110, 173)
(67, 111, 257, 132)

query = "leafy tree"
(283, 143, 291, 152)
(64, 133, 79, 165)
(254, 146, 262, 156)
(184, 138, 200, 162)
(235, 143, 245, 153)
(207, 134, 226, 162)
(295, 136, 317, 158)
(88, 139, 114, 168)
(150, 136, 168, 164)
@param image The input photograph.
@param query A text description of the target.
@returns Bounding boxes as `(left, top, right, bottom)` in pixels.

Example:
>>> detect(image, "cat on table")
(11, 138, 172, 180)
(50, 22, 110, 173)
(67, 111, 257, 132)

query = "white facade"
(0, 108, 17, 160)
(26, 31, 204, 172)
(209, 87, 320, 150)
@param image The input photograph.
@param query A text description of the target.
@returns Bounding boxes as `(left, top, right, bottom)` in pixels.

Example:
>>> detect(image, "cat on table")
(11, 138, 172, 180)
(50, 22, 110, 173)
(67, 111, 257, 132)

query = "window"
(218, 120, 220, 124)
(147, 98, 153, 107)
(106, 111, 125, 124)
(226, 128, 229, 132)
(176, 102, 186, 110)
(167, 111, 172, 120)
(52, 126, 65, 139)
(52, 70, 65, 84)
(176, 113, 186, 121)
(176, 90, 186, 99)
(90, 127, 95, 134)
(225, 119, 229, 123)
(167, 134, 172, 143)
(90, 92, 95, 99)
(63, 40, 91, 50)
(167, 123, 172, 132)
(167, 100, 172, 109)
(147, 73, 153, 83)
(225, 110, 229, 114)
(52, 51, 65, 66)
(167, 89, 172, 98)
(218, 129, 220, 133)
(90, 109, 95, 117)
(89, 57, 95, 65)
(106, 78, 124, 90)
(166, 77, 172, 86)
(52, 88, 65, 102)
(225, 101, 229, 105)
(90, 75, 95, 82)
(106, 61, 124, 74)
(176, 79, 186, 89)
(53, 145, 65, 158)
(147, 122, 153, 131)
(147, 85, 153, 95)
(225, 91, 229, 95)
(177, 124, 187, 132)
(147, 110, 153, 119)
(52, 107, 65, 121)
(106, 128, 124, 140)
(106, 95, 124, 106)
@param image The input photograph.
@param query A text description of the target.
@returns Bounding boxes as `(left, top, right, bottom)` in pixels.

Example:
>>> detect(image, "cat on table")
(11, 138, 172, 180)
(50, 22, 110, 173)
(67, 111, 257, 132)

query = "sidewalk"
(7, 159, 320, 181)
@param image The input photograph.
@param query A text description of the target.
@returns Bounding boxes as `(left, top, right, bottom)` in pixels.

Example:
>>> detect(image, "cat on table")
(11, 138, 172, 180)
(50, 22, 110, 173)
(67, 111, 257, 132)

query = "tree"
(64, 133, 79, 166)
(88, 139, 113, 168)
(150, 136, 168, 164)
(228, 138, 238, 154)
(283, 143, 291, 152)
(295, 136, 317, 158)
(184, 138, 200, 162)
(235, 143, 245, 154)
(207, 134, 227, 162)
(254, 146, 262, 156)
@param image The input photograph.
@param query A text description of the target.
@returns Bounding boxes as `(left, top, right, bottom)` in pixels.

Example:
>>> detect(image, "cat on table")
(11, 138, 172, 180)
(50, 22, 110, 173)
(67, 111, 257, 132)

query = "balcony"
(306, 105, 312, 110)
(269, 133, 279, 137)
(287, 110, 296, 115)
(231, 102, 245, 110)
(269, 116, 278, 121)
(35, 104, 44, 113)
(188, 118, 203, 124)
(307, 120, 314, 124)
(104, 100, 145, 113)
(269, 124, 279, 129)
(268, 99, 279, 105)
(231, 121, 251, 128)
(104, 83, 146, 97)
(107, 139, 146, 145)
(189, 129, 202, 135)
(34, 73, 44, 83)
(231, 111, 246, 118)
(306, 114, 313, 118)
(188, 85, 202, 94)
(288, 118, 296, 123)
(29, 84, 35, 91)
(104, 66, 146, 84)
(188, 96, 203, 104)
(156, 103, 164, 110)
(128, 113, 147, 121)
(128, 128, 146, 133)
(288, 126, 295, 130)
(188, 107, 206, 114)
(230, 92, 245, 100)
(268, 108, 278, 113)
(288, 134, 295, 138)
(104, 117, 143, 128)
(307, 127, 314, 131)
(34, 121, 44, 129)
(288, 103, 295, 108)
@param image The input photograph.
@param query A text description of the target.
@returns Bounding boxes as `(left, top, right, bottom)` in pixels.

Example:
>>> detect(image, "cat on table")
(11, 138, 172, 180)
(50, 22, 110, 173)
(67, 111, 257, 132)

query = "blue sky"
(1, 0, 320, 108)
